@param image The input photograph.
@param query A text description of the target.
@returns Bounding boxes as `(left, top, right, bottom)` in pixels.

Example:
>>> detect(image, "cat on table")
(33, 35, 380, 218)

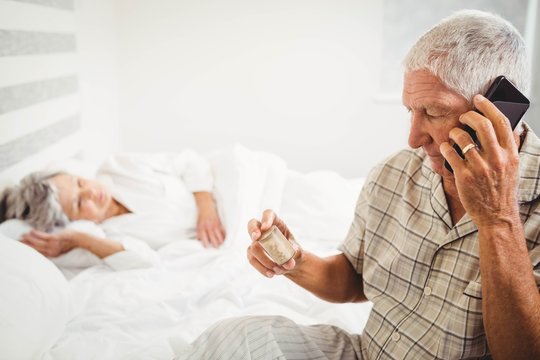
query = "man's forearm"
(285, 252, 367, 303)
(479, 219, 540, 359)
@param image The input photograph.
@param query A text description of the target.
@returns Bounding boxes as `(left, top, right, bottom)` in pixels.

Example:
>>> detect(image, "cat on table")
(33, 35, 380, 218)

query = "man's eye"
(426, 112, 443, 118)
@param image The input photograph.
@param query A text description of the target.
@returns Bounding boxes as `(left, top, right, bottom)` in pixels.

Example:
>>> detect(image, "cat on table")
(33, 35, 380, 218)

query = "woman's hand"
(194, 192, 226, 248)
(20, 229, 78, 257)
(247, 209, 302, 278)
(440, 94, 521, 228)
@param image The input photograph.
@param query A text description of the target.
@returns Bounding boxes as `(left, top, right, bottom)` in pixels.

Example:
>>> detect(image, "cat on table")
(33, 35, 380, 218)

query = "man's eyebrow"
(404, 102, 452, 113)
(426, 103, 452, 111)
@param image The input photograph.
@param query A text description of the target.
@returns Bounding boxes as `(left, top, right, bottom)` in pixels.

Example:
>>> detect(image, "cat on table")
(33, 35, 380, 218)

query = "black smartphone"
(444, 75, 530, 173)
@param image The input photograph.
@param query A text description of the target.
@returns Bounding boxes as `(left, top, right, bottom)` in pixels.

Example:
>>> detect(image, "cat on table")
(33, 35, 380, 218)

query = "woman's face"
(51, 174, 114, 223)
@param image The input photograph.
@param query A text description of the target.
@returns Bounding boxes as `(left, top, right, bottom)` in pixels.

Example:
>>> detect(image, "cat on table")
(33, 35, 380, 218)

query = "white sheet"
(43, 145, 372, 360)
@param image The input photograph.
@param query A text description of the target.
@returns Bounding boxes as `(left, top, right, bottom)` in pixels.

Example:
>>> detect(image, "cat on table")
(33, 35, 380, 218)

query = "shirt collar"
(517, 123, 540, 203)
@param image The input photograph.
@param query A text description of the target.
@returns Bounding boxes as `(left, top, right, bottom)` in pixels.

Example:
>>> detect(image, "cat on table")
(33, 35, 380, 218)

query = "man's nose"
(408, 114, 428, 149)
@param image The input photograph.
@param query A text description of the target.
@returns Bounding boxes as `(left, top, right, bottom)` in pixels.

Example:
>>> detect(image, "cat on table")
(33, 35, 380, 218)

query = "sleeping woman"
(0, 150, 226, 268)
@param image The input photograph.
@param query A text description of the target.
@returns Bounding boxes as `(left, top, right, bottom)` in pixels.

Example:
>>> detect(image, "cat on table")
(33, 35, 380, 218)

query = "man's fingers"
(448, 128, 482, 164)
(281, 258, 296, 271)
(247, 244, 276, 278)
(250, 241, 278, 270)
(458, 110, 499, 155)
(248, 254, 275, 278)
(248, 210, 289, 240)
(473, 94, 515, 148)
(247, 218, 262, 241)
(261, 209, 276, 231)
(440, 142, 466, 173)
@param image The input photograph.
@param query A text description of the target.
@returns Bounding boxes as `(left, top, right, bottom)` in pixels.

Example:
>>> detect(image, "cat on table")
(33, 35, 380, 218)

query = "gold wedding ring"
(461, 143, 477, 156)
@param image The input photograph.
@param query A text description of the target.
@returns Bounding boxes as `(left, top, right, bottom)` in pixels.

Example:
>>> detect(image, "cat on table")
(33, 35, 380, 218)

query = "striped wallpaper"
(0, 0, 81, 177)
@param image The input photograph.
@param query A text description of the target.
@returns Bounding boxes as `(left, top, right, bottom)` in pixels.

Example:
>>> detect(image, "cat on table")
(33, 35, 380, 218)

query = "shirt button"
(424, 286, 432, 296)
(392, 332, 401, 342)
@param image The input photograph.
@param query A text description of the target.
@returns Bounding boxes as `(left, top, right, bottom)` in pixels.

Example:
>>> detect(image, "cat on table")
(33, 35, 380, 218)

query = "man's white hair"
(404, 9, 529, 103)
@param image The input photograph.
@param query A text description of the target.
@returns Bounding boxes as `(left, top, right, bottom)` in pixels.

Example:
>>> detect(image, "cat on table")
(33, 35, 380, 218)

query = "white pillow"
(208, 144, 287, 246)
(0, 233, 73, 360)
(280, 170, 364, 249)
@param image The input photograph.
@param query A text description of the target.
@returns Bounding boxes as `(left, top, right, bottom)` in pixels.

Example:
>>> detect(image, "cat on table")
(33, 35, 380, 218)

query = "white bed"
(0, 145, 373, 360)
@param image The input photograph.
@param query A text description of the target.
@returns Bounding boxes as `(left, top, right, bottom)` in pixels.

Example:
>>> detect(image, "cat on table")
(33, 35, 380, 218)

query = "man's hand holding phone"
(444, 76, 529, 173)
(440, 94, 522, 227)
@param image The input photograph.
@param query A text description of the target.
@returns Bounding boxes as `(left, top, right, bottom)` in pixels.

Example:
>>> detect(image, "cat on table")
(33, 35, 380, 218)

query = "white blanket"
(44, 145, 372, 360)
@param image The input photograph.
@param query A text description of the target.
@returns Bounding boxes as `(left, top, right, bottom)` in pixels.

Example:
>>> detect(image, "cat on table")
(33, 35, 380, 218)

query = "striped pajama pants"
(174, 315, 363, 360)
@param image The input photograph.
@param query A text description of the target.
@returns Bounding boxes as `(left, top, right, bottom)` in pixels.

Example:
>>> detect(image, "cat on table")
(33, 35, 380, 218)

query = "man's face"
(402, 70, 472, 175)
(51, 174, 113, 223)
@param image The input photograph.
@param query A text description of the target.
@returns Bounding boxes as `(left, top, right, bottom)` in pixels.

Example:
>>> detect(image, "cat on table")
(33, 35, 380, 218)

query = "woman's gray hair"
(404, 9, 530, 103)
(0, 171, 69, 232)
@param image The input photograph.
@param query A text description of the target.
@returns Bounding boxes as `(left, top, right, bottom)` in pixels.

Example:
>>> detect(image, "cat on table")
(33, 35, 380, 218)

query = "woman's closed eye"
(76, 178, 82, 210)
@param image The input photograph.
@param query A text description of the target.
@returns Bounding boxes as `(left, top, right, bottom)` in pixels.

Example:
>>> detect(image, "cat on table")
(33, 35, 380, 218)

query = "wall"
(4, 1, 534, 180)
(74, 0, 120, 164)
(0, 0, 82, 181)
(0, 0, 120, 182)
(115, 0, 409, 178)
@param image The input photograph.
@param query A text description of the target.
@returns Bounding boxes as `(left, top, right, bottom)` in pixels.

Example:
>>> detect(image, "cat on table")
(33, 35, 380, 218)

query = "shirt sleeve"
(102, 234, 160, 271)
(98, 150, 213, 193)
(338, 164, 380, 275)
(528, 245, 540, 290)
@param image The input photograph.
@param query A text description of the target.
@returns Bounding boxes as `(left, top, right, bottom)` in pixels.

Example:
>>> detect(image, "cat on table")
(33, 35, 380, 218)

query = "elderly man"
(176, 9, 540, 360)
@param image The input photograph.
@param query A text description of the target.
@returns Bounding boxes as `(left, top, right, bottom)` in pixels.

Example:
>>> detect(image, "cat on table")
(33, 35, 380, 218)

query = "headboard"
(0, 0, 82, 184)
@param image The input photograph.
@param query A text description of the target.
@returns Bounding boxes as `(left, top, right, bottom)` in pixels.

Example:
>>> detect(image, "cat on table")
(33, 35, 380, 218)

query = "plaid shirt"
(340, 125, 540, 359)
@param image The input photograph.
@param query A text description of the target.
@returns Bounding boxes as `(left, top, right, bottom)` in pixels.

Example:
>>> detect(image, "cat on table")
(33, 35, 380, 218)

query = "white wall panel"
(0, 0, 81, 181)
(0, 94, 79, 143)
(0, 54, 78, 88)
(0, 0, 75, 32)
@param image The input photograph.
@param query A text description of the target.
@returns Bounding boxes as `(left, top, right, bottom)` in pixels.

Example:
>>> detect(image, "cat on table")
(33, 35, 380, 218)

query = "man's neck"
(442, 176, 466, 226)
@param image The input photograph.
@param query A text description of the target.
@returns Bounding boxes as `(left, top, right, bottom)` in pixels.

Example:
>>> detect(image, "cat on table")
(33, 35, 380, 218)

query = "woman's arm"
(21, 229, 124, 258)
(193, 191, 226, 248)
